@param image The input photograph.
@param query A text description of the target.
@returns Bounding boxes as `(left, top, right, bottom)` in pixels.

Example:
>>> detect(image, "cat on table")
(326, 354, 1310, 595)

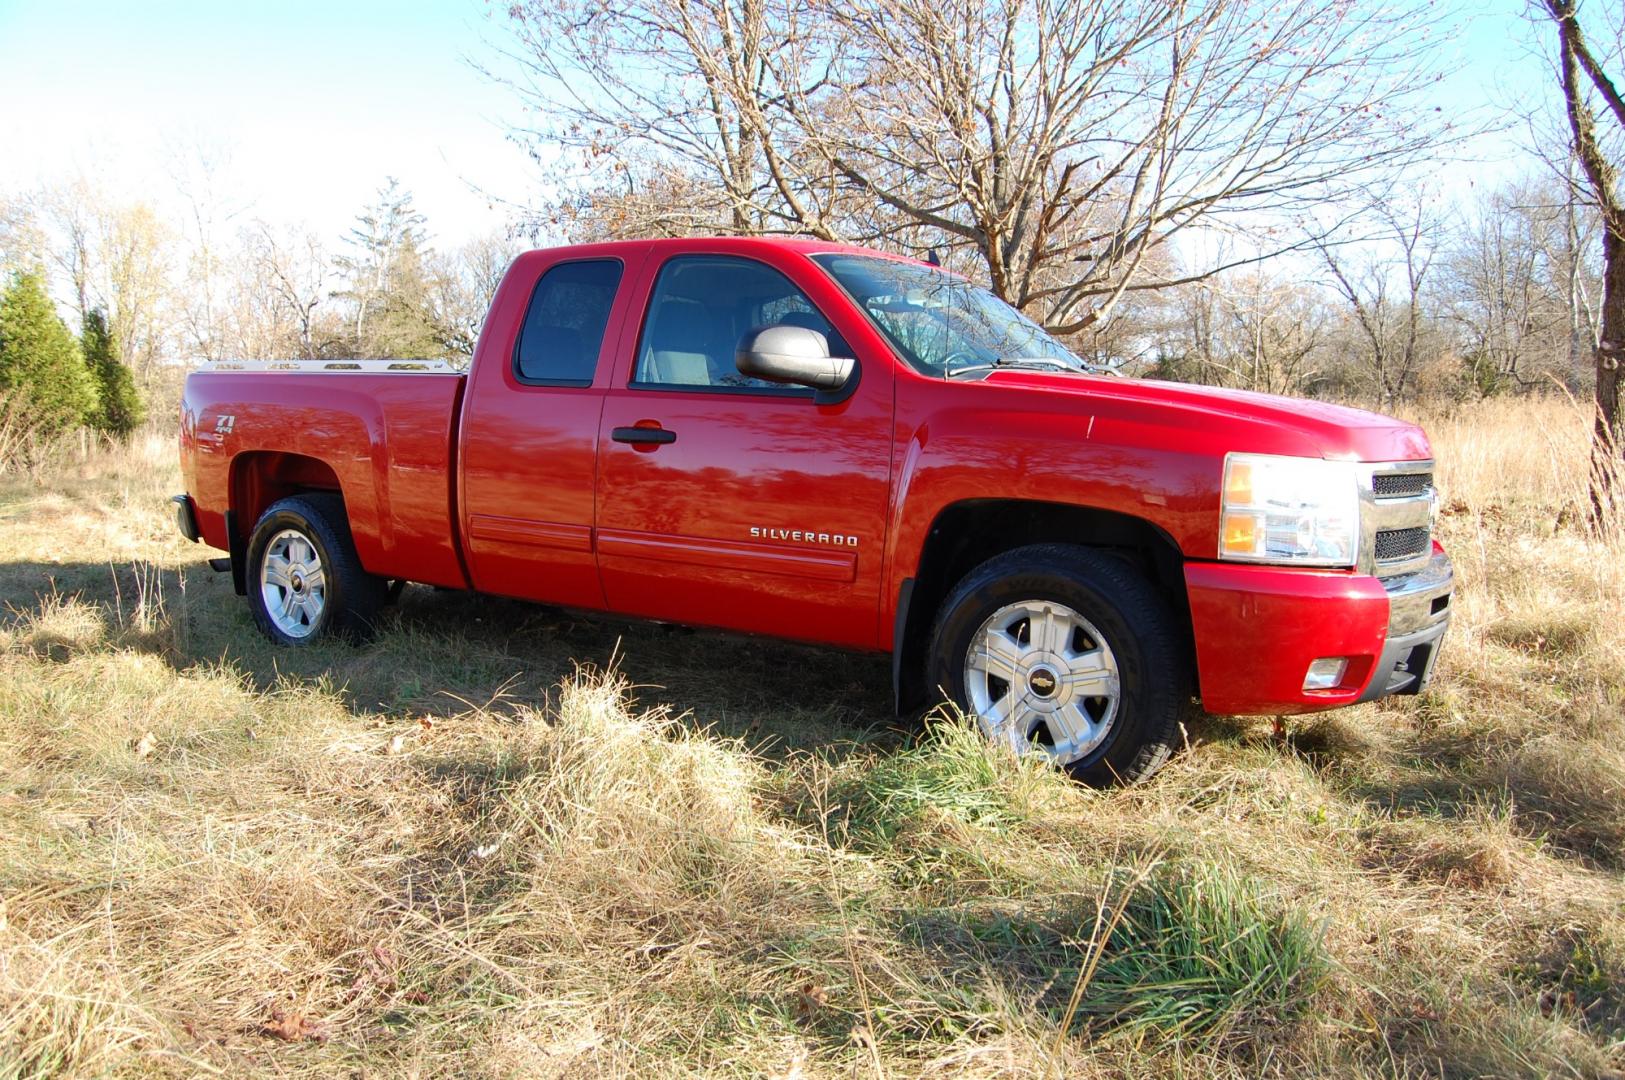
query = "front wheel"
(246, 494, 386, 645)
(926, 544, 1186, 786)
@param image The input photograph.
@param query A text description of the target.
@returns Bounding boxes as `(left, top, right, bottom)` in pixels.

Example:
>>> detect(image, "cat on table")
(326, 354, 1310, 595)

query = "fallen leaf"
(261, 1007, 327, 1043)
(387, 734, 407, 755)
(417, 716, 434, 731)
(792, 981, 827, 1022)
(133, 731, 157, 759)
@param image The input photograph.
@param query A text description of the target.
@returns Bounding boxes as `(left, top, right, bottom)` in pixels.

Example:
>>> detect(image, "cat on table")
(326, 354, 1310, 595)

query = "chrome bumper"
(1359, 548, 1453, 702)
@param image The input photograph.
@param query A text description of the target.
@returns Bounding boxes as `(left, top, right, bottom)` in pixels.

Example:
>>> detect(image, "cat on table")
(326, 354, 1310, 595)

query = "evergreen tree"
(369, 233, 442, 359)
(336, 178, 442, 358)
(81, 309, 144, 438)
(0, 270, 96, 432)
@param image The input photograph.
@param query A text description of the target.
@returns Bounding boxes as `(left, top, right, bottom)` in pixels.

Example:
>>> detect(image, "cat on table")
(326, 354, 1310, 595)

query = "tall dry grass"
(1, 400, 1622, 1078)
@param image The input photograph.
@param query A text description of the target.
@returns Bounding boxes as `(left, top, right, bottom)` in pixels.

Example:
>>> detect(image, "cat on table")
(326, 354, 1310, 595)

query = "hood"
(980, 370, 1434, 463)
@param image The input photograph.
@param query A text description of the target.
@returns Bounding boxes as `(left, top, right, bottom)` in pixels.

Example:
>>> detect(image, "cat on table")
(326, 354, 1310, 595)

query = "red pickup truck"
(176, 237, 1453, 783)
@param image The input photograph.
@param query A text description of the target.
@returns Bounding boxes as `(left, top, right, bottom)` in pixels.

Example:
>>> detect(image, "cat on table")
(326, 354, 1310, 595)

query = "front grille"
(1373, 472, 1432, 499)
(1375, 526, 1429, 562)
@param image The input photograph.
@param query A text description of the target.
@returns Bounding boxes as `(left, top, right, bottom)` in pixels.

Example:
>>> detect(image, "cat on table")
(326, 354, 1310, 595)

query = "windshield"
(810, 253, 1085, 377)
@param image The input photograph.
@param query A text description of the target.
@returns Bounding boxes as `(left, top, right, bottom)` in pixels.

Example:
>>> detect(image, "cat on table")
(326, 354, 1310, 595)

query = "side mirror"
(736, 325, 855, 391)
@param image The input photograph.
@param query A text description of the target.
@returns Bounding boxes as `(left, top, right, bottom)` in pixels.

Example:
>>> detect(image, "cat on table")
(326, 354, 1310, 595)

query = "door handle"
(612, 425, 676, 446)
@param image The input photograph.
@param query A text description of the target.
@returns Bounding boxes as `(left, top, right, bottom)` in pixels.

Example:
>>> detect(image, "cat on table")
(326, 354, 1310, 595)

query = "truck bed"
(180, 361, 471, 590)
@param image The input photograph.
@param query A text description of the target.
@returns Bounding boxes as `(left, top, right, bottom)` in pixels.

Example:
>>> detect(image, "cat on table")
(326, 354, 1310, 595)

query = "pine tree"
(369, 232, 443, 359)
(0, 270, 97, 432)
(336, 178, 443, 358)
(82, 309, 144, 438)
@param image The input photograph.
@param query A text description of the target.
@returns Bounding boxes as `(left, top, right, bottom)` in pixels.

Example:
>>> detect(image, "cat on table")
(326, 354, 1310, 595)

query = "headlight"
(1219, 453, 1360, 567)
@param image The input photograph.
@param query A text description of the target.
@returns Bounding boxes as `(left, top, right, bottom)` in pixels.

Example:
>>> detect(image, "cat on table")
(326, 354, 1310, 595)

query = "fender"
(879, 391, 1234, 650)
(223, 383, 384, 557)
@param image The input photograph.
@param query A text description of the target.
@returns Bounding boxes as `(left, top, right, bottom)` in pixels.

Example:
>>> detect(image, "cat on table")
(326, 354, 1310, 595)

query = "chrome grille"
(1373, 472, 1432, 499)
(1360, 461, 1436, 577)
(1374, 526, 1429, 562)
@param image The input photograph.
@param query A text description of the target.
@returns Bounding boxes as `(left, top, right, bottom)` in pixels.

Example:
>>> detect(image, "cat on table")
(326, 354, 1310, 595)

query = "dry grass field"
(1, 397, 1622, 1079)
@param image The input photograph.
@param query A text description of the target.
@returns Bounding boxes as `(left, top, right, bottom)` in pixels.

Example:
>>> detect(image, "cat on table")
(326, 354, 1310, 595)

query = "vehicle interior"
(635, 257, 848, 389)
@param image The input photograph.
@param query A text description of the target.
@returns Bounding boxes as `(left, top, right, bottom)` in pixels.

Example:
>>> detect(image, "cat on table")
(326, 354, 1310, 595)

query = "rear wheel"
(246, 494, 386, 644)
(927, 543, 1185, 785)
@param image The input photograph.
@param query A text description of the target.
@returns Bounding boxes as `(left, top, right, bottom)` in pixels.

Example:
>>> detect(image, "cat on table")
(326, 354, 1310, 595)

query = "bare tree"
(23, 178, 176, 377)
(1317, 201, 1440, 411)
(493, 0, 831, 238)
(1440, 175, 1600, 392)
(31, 176, 100, 320)
(495, 0, 1449, 331)
(168, 139, 248, 362)
(99, 202, 173, 376)
(1157, 270, 1329, 394)
(428, 231, 525, 361)
(0, 197, 45, 277)
(1537, 0, 1625, 520)
(241, 222, 332, 359)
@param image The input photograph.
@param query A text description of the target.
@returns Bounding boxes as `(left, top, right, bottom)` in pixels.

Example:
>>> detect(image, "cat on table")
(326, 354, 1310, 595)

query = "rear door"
(594, 248, 895, 649)
(459, 248, 648, 608)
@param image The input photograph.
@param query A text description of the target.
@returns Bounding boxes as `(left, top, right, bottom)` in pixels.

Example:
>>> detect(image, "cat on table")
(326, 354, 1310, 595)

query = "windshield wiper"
(945, 357, 1086, 379)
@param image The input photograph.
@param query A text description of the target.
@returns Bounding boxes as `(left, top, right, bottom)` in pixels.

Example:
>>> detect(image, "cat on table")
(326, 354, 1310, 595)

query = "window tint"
(514, 259, 622, 385)
(633, 255, 847, 391)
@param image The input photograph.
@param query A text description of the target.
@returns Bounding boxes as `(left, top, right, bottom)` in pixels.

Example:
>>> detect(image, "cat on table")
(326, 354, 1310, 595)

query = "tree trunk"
(1594, 221, 1625, 522)
(1567, 164, 1586, 381)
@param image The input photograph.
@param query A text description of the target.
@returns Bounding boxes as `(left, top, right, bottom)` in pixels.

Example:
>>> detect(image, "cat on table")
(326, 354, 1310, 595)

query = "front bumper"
(1357, 546, 1453, 701)
(1184, 544, 1453, 716)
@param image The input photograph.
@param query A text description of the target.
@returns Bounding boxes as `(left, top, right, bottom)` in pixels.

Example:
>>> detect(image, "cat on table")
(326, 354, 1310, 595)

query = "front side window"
(514, 259, 623, 385)
(811, 253, 1084, 378)
(633, 255, 847, 391)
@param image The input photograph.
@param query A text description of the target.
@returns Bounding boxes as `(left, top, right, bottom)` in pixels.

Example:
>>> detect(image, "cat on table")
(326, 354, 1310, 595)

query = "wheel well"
(894, 499, 1192, 712)
(229, 452, 344, 538)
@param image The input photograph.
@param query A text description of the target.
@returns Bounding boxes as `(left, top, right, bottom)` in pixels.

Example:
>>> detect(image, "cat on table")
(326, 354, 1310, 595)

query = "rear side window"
(514, 259, 623, 385)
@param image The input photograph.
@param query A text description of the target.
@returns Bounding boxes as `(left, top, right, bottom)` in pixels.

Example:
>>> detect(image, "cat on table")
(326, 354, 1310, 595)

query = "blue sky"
(0, 0, 1563, 247)
(0, 0, 535, 244)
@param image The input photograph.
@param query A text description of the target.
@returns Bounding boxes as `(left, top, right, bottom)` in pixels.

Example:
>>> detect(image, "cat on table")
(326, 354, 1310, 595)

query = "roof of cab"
(516, 235, 930, 265)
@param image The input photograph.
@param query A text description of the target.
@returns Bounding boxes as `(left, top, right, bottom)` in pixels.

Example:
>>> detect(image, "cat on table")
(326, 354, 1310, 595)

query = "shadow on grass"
(0, 556, 898, 759)
(1296, 717, 1625, 873)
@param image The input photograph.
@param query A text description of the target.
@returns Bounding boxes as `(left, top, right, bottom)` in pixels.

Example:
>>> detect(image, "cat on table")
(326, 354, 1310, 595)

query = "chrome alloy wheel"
(963, 600, 1122, 765)
(260, 528, 327, 639)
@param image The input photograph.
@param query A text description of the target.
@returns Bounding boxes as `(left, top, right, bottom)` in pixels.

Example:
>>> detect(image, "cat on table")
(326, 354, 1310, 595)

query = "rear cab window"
(514, 259, 623, 386)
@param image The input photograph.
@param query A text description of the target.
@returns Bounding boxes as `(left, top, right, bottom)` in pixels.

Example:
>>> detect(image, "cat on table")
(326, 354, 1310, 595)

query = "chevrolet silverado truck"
(175, 238, 1453, 784)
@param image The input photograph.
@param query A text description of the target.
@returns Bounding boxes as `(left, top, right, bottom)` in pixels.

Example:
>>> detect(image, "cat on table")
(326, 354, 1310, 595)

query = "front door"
(594, 251, 894, 649)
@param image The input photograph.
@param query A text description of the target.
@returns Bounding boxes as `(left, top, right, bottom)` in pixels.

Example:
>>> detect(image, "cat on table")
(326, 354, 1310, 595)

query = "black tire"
(926, 543, 1186, 786)
(245, 493, 387, 645)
